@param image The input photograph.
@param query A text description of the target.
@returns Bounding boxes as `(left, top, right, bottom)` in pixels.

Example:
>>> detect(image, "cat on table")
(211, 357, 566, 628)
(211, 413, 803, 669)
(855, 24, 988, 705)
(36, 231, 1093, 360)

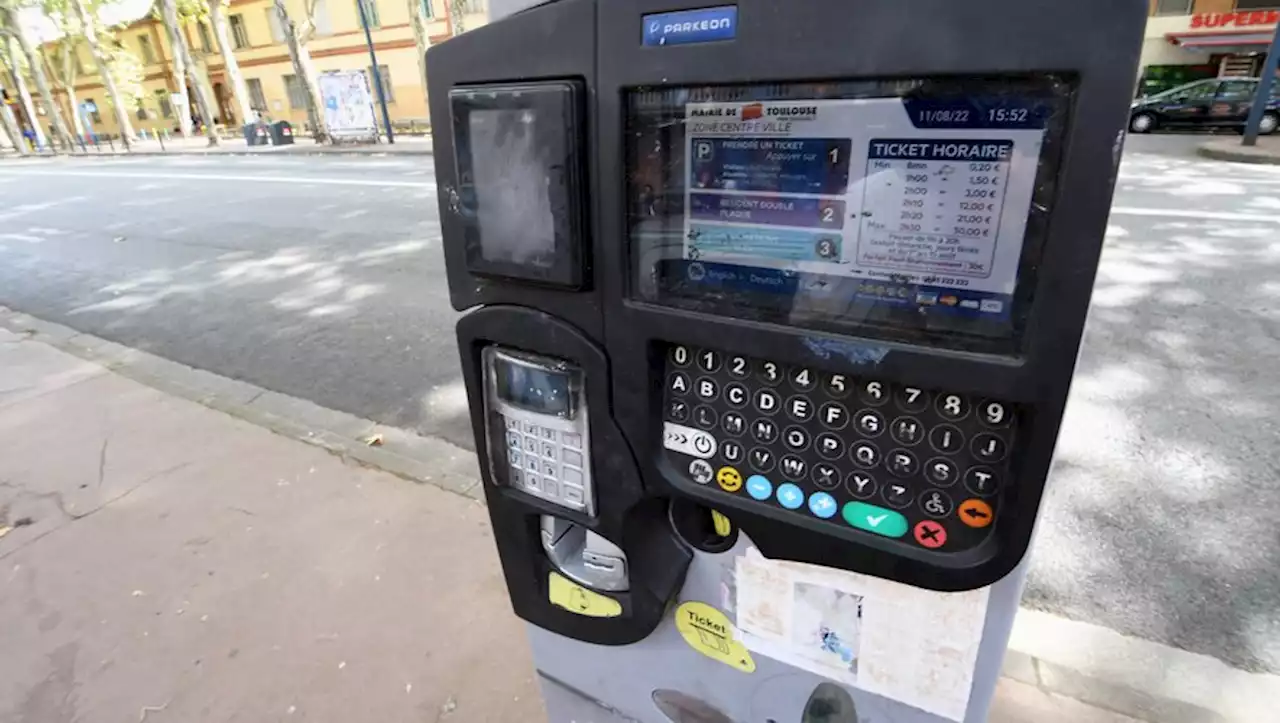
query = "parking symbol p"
(695, 141, 714, 161)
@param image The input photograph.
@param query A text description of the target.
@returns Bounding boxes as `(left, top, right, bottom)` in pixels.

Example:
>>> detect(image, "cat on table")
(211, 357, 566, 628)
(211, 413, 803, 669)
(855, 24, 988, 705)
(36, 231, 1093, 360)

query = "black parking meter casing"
(430, 0, 1146, 645)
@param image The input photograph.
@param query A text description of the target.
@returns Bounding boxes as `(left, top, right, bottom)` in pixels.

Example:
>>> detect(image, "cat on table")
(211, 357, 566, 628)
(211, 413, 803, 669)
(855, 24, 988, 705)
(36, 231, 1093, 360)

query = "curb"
(1195, 142, 1280, 165)
(3, 307, 1278, 723)
(0, 306, 479, 503)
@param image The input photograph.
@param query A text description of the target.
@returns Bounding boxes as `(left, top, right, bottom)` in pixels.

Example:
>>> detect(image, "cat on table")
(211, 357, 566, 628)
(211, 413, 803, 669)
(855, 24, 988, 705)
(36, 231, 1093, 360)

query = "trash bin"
(242, 122, 270, 146)
(270, 121, 295, 146)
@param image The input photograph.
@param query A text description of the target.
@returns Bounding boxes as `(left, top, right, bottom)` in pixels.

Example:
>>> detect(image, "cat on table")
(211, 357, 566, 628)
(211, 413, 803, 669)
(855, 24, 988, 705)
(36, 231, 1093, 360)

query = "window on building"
(136, 105, 148, 121)
(1153, 0, 1192, 15)
(421, 0, 434, 17)
(357, 0, 381, 27)
(368, 65, 394, 102)
(284, 74, 309, 109)
(230, 14, 250, 49)
(314, 0, 333, 35)
(247, 78, 268, 110)
(198, 21, 214, 52)
(139, 35, 156, 64)
(155, 89, 173, 118)
(72, 49, 85, 75)
(1235, 0, 1279, 9)
(87, 99, 101, 124)
(460, 0, 485, 11)
(266, 8, 286, 42)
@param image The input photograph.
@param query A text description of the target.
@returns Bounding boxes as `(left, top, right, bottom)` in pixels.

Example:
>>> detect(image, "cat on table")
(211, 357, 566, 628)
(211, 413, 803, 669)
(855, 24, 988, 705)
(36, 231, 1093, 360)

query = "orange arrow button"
(958, 499, 994, 528)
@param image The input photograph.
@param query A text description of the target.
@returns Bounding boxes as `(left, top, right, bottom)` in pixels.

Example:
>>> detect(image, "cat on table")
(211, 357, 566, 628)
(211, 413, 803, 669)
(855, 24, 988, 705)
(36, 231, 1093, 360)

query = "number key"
(757, 360, 783, 386)
(825, 373, 851, 398)
(697, 349, 721, 373)
(859, 380, 889, 406)
(727, 355, 750, 378)
(896, 386, 929, 413)
(936, 393, 970, 421)
(790, 367, 817, 392)
(671, 345, 691, 367)
(980, 400, 1011, 428)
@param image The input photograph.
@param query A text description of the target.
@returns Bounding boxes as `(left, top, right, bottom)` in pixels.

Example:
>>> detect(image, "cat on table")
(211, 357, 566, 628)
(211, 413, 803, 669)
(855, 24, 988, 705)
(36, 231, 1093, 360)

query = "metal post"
(357, 0, 395, 144)
(1243, 21, 1280, 147)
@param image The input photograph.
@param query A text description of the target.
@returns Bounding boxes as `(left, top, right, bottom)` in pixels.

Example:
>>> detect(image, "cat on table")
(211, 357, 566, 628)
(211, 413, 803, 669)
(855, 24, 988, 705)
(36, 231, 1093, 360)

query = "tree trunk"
(407, 0, 431, 119)
(448, 0, 466, 35)
(4, 9, 74, 150)
(208, 0, 254, 125)
(0, 96, 29, 155)
(161, 0, 219, 145)
(158, 2, 192, 137)
(56, 48, 86, 139)
(275, 0, 326, 141)
(72, 0, 134, 148)
(2, 37, 47, 149)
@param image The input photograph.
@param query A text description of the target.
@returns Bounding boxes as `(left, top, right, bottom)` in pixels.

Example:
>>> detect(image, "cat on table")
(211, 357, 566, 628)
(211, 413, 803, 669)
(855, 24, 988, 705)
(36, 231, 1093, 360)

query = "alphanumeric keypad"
(661, 344, 1018, 553)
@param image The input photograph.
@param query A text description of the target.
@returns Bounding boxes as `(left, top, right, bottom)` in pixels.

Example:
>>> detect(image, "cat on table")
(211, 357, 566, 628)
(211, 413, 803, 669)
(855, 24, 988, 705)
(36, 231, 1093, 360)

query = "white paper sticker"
(735, 551, 989, 721)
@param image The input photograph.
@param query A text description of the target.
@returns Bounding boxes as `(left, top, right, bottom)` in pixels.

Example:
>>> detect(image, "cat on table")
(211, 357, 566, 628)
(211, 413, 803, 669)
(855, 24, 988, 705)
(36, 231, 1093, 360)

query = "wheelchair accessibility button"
(717, 466, 744, 492)
(745, 475, 773, 501)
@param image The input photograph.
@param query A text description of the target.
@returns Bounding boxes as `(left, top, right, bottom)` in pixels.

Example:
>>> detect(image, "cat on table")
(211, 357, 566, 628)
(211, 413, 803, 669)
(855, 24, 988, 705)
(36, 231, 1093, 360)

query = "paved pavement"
(0, 327, 1146, 723)
(0, 133, 1277, 676)
(0, 327, 540, 723)
(1197, 135, 1280, 165)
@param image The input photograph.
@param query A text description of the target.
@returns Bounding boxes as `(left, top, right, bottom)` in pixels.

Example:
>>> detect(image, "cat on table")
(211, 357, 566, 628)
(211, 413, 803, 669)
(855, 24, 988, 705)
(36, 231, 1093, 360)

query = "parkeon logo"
(741, 103, 764, 121)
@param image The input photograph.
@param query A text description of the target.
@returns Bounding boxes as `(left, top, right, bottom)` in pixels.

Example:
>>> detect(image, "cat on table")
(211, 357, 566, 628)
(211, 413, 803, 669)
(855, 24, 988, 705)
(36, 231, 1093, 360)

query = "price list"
(856, 139, 1015, 280)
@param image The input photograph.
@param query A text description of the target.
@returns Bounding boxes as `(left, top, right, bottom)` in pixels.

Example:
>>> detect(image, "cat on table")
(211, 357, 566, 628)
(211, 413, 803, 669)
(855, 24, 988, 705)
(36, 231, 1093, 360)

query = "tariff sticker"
(675, 601, 756, 673)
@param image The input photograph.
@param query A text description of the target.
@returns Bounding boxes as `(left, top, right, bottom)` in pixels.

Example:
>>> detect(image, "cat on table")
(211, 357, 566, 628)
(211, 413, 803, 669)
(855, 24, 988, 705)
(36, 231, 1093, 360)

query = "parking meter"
(431, 0, 1145, 720)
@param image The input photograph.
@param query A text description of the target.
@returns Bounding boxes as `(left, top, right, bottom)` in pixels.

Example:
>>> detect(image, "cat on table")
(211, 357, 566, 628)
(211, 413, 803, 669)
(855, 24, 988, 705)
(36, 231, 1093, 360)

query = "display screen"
(494, 357, 573, 416)
(468, 108, 557, 266)
(627, 77, 1074, 352)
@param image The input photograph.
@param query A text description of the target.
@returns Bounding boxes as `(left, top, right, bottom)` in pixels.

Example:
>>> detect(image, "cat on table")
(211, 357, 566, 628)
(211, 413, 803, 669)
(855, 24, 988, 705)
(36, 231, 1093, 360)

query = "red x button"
(913, 520, 948, 549)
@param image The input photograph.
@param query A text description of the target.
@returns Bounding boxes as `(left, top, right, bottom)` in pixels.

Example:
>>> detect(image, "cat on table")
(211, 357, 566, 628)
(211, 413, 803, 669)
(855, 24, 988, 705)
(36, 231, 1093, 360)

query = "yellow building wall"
(50, 0, 487, 136)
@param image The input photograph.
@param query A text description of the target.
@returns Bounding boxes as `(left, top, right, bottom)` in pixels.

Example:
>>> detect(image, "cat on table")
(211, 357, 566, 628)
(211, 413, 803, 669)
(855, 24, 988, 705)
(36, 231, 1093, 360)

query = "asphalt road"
(1, 133, 1278, 674)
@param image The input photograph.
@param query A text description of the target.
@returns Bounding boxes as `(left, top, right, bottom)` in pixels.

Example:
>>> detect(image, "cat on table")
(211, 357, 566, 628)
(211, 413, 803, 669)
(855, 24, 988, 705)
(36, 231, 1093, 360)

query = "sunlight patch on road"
(420, 379, 470, 419)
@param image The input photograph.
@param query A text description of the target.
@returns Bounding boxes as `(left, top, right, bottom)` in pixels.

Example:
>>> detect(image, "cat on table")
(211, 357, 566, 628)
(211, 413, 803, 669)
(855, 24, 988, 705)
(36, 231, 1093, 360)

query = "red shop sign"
(1191, 10, 1280, 29)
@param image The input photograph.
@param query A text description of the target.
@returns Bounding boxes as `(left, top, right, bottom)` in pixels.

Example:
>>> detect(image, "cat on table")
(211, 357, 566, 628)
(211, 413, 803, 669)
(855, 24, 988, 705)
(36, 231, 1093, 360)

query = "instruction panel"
(683, 97, 1046, 307)
(734, 550, 990, 721)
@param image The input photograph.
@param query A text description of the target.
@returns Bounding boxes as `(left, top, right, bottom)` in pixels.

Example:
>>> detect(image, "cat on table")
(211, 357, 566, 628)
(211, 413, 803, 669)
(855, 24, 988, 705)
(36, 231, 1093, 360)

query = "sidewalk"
(0, 326, 1187, 723)
(1197, 135, 1280, 164)
(0, 134, 433, 159)
(0, 328, 535, 722)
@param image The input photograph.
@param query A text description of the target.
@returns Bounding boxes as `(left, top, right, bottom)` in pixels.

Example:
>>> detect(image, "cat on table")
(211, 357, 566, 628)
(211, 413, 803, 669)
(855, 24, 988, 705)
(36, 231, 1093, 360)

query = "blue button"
(808, 492, 838, 519)
(745, 475, 773, 501)
(776, 483, 805, 510)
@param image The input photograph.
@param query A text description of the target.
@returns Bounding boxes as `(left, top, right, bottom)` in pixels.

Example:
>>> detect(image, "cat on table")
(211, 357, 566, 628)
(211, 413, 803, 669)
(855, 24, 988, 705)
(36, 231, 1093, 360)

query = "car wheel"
(1260, 112, 1279, 136)
(1129, 113, 1156, 134)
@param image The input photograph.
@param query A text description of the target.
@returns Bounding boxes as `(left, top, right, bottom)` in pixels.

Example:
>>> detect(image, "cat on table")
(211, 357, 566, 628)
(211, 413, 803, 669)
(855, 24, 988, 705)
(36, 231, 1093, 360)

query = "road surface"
(0, 133, 1277, 674)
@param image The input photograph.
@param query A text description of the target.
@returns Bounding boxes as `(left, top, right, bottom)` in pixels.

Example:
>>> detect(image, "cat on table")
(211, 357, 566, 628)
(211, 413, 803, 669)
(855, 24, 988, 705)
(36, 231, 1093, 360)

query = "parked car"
(1129, 78, 1279, 135)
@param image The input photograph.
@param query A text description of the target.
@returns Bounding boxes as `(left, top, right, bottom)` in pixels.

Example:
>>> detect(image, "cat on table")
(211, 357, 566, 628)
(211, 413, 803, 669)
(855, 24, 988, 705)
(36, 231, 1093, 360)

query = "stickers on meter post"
(681, 97, 1047, 320)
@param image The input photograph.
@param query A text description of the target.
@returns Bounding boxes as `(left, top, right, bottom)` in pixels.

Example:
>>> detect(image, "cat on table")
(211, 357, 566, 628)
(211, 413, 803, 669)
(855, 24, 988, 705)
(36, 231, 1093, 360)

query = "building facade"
(1142, 0, 1280, 95)
(44, 0, 486, 137)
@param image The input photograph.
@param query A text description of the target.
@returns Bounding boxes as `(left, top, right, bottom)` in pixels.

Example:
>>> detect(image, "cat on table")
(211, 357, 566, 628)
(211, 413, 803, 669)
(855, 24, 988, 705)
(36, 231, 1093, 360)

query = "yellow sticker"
(548, 572, 622, 618)
(710, 509, 732, 538)
(675, 601, 755, 673)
